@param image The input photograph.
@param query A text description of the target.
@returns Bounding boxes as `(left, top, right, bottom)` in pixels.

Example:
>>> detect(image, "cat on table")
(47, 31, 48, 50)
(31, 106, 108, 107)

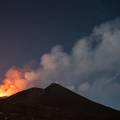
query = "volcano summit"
(0, 83, 119, 120)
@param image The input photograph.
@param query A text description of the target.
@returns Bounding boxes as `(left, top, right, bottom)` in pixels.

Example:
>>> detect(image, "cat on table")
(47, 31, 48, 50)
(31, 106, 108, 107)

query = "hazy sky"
(0, 0, 120, 110)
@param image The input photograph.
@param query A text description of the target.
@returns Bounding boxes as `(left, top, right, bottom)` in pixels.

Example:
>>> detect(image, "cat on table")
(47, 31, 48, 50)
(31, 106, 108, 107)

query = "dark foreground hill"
(0, 83, 119, 120)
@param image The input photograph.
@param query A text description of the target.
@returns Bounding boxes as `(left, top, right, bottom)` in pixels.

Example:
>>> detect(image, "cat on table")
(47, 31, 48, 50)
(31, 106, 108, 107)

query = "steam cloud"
(1, 18, 120, 109)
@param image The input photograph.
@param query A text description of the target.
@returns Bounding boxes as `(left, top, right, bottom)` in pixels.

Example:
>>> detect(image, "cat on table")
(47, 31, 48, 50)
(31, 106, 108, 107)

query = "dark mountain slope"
(0, 83, 119, 120)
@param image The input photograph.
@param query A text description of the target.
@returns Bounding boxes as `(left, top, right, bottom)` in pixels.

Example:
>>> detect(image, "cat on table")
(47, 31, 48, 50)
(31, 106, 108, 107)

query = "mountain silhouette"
(0, 83, 119, 120)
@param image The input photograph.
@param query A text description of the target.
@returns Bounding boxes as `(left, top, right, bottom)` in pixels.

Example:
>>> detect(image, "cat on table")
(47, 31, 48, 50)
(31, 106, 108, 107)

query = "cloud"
(34, 18, 120, 110)
(1, 18, 120, 110)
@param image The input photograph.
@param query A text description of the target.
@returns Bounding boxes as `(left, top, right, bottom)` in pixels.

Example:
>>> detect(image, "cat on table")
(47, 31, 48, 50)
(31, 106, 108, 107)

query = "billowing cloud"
(0, 18, 120, 110)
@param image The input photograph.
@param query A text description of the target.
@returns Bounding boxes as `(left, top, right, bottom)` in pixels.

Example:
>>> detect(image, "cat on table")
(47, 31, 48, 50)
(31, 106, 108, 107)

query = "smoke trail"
(0, 18, 120, 109)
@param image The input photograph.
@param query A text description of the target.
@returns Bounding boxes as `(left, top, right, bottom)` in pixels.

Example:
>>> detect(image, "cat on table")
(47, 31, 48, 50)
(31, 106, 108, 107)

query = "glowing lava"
(0, 67, 28, 97)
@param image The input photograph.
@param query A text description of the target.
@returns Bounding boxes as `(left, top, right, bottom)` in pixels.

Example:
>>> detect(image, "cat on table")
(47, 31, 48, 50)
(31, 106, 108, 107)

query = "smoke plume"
(0, 18, 120, 109)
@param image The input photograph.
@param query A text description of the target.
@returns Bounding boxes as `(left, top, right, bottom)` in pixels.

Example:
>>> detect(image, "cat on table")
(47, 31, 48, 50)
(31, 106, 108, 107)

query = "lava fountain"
(0, 67, 28, 97)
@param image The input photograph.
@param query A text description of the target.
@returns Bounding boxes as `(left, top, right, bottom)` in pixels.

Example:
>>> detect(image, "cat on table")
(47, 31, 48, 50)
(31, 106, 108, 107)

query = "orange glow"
(0, 67, 27, 97)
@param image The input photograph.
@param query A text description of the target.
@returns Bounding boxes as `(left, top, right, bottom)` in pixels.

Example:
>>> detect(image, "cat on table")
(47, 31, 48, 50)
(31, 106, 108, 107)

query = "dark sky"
(0, 0, 120, 77)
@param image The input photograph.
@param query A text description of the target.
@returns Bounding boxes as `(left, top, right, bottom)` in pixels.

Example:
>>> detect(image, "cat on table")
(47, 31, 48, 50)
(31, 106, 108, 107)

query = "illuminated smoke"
(0, 18, 120, 110)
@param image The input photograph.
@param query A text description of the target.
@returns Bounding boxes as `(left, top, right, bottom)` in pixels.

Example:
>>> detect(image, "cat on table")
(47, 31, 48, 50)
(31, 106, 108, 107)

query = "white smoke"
(4, 18, 120, 110)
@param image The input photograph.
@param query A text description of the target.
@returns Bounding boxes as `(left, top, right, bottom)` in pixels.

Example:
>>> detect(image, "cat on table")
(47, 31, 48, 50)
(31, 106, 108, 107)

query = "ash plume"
(0, 18, 120, 109)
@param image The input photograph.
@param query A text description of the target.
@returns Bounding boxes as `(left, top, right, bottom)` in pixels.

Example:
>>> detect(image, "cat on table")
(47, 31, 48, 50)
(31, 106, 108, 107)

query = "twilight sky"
(0, 0, 120, 110)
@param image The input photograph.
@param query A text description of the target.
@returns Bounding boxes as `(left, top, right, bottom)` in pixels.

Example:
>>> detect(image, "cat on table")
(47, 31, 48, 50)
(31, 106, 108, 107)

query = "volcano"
(0, 83, 119, 120)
